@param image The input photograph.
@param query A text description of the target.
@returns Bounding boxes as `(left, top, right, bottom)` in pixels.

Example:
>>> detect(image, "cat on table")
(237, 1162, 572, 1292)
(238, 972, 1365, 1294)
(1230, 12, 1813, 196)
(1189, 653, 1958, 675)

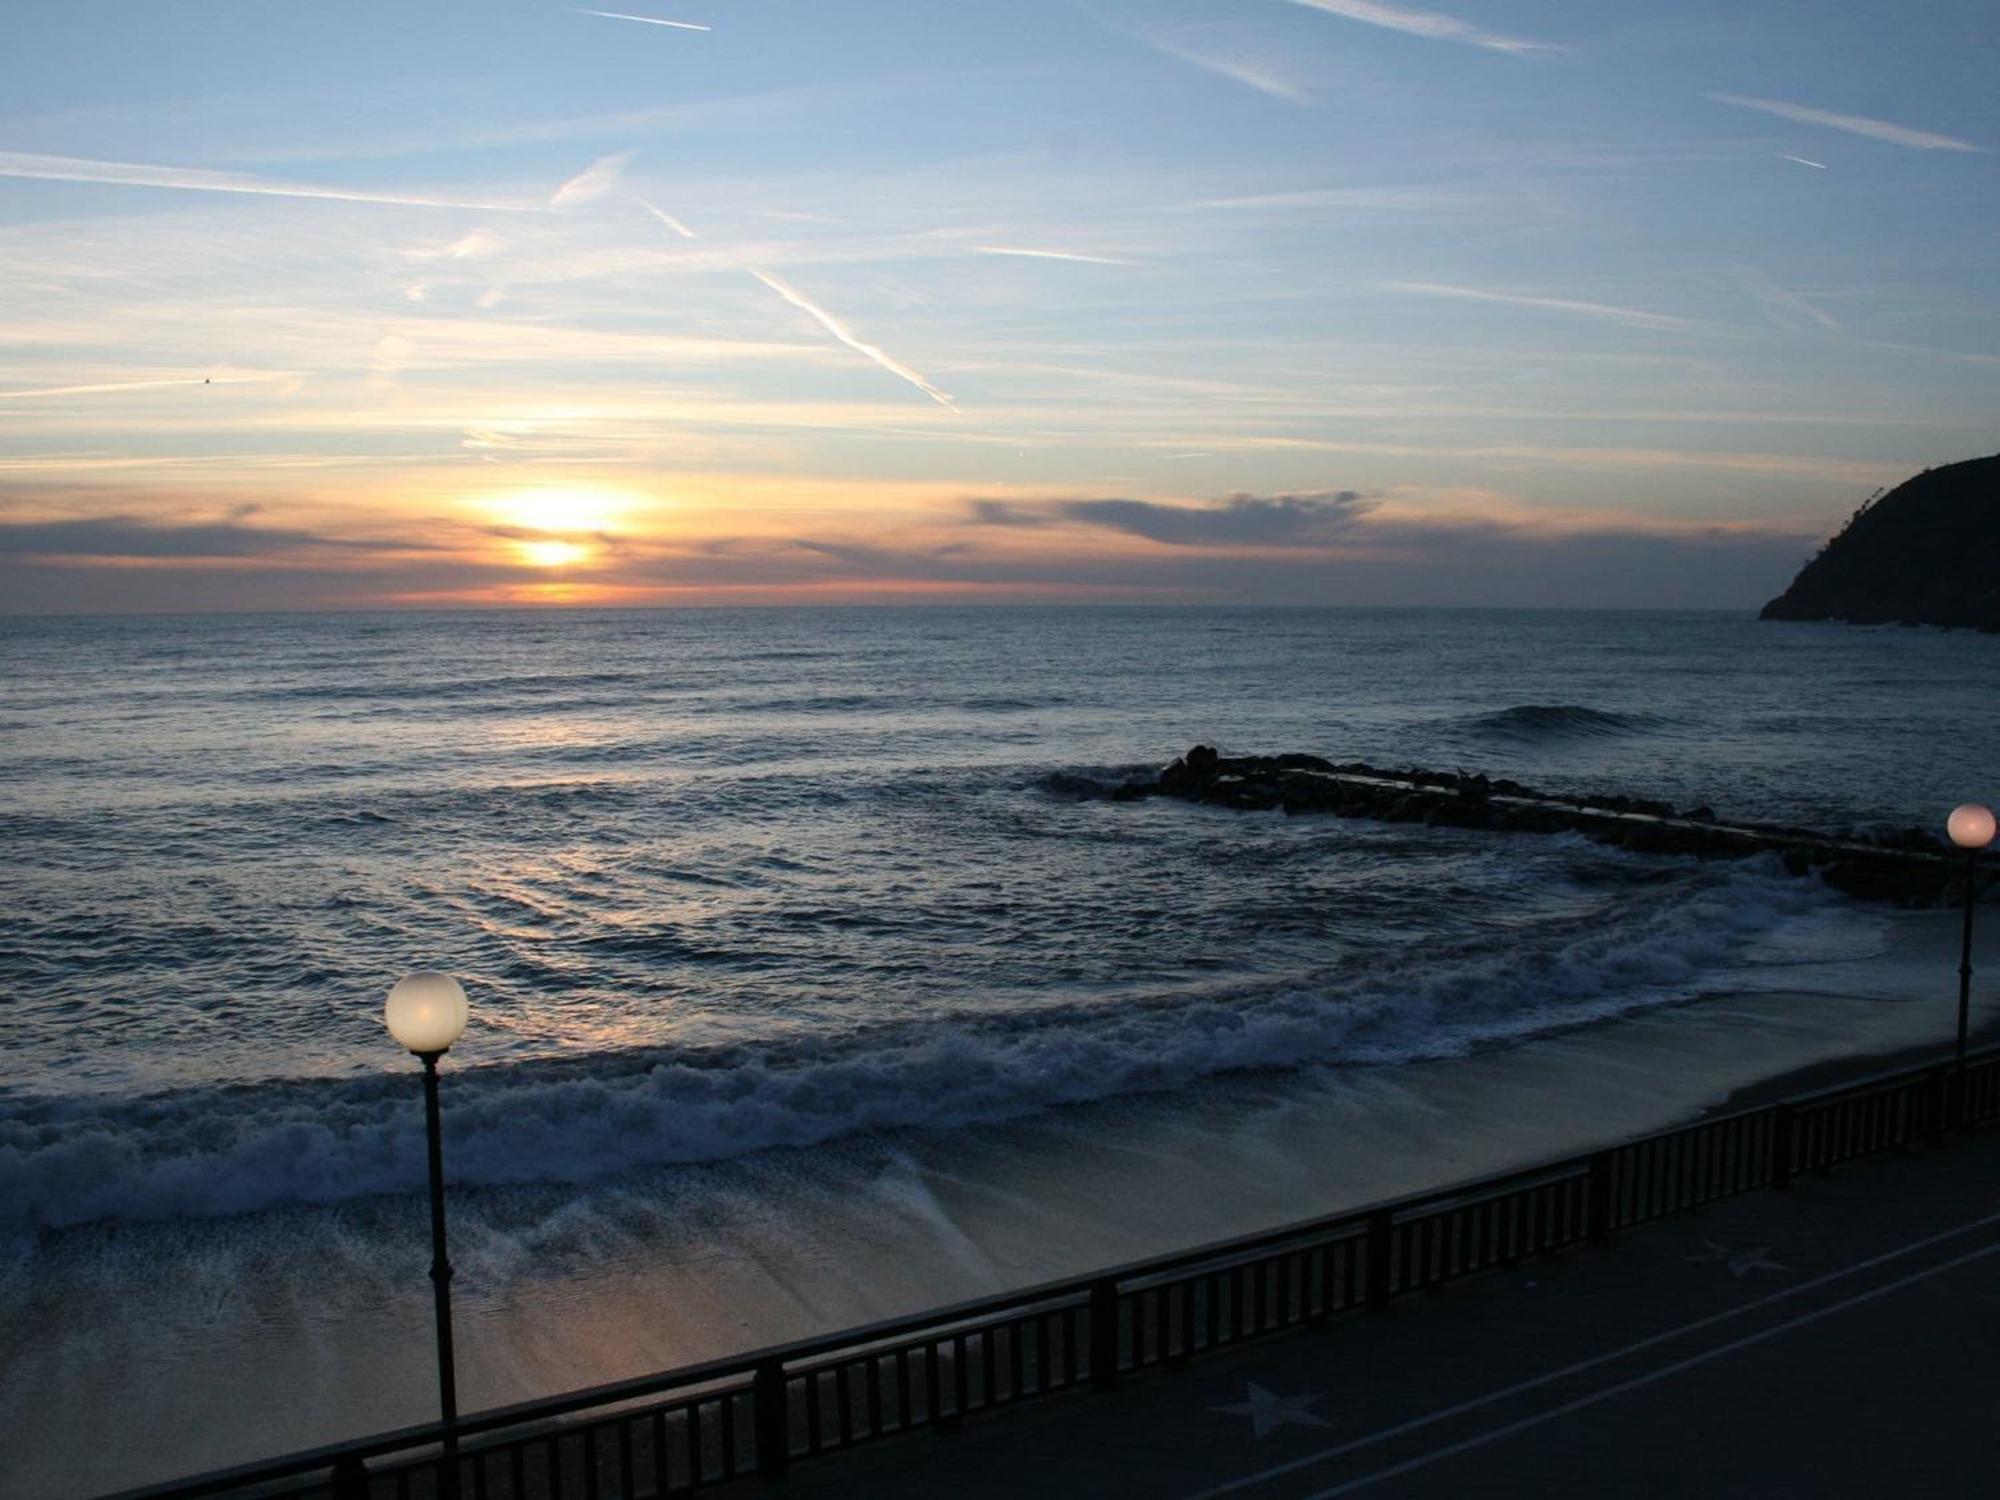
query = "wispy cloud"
(1388, 281, 1705, 333)
(574, 9, 710, 31)
(0, 374, 292, 400)
(973, 491, 1377, 547)
(1125, 27, 1316, 104)
(1176, 185, 1488, 212)
(634, 196, 700, 240)
(1735, 266, 1842, 335)
(975, 246, 1131, 266)
(0, 513, 419, 559)
(1286, 0, 1554, 57)
(1710, 94, 1984, 152)
(0, 149, 539, 210)
(747, 270, 955, 409)
(549, 151, 636, 208)
(632, 196, 956, 409)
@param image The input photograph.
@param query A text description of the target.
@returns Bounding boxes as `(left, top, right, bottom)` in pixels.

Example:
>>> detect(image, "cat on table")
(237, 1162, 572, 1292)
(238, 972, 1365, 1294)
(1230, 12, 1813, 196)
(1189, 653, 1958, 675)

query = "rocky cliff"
(1761, 453, 2000, 629)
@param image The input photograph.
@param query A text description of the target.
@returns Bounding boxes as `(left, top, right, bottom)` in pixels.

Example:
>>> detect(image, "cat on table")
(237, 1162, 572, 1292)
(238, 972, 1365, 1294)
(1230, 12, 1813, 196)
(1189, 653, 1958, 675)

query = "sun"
(490, 486, 633, 534)
(517, 538, 593, 568)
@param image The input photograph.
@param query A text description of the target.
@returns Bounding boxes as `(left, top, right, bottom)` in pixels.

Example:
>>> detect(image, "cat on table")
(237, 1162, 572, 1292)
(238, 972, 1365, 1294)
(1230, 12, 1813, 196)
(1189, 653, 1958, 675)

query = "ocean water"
(3, 606, 1998, 1488)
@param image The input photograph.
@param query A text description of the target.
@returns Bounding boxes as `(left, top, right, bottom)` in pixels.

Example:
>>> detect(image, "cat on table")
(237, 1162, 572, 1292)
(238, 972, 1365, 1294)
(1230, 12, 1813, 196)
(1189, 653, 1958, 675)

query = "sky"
(1, 0, 1995, 613)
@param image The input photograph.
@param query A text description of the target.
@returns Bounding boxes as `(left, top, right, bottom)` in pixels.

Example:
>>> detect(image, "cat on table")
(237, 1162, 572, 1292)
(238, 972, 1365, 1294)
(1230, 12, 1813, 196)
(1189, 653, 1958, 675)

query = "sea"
(4, 606, 1998, 1494)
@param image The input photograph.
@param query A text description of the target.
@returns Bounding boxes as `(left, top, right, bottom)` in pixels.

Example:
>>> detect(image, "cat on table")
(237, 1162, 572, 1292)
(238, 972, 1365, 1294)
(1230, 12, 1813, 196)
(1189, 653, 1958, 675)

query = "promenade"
(742, 1125, 2000, 1499)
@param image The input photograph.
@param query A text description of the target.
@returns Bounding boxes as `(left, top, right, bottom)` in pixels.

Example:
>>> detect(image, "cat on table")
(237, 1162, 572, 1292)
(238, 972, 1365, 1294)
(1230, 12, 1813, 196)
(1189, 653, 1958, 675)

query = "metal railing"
(102, 1045, 2000, 1500)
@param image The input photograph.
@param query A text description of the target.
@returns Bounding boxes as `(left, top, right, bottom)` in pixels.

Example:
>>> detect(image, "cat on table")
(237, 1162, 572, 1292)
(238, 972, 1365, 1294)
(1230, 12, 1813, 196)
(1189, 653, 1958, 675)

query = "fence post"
(754, 1358, 790, 1479)
(1366, 1210, 1395, 1311)
(1089, 1278, 1121, 1389)
(1587, 1151, 1614, 1245)
(1929, 1066, 1951, 1145)
(1770, 1103, 1793, 1191)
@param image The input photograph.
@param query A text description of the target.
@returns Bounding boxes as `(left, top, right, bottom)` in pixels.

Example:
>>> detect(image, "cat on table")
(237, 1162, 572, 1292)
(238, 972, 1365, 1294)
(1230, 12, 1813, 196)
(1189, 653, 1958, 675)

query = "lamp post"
(1946, 805, 1995, 1066)
(384, 972, 471, 1496)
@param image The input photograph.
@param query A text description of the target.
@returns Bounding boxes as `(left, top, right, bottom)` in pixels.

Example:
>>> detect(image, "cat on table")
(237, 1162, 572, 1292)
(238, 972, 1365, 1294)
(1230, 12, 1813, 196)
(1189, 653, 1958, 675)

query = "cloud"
(1387, 281, 1706, 333)
(574, 9, 711, 31)
(1123, 26, 1317, 104)
(1734, 266, 1842, 335)
(0, 150, 539, 210)
(975, 246, 1132, 266)
(746, 269, 956, 409)
(1175, 185, 1490, 212)
(635, 196, 700, 240)
(549, 151, 637, 209)
(0, 514, 417, 559)
(0, 374, 291, 400)
(1286, 0, 1554, 56)
(1709, 94, 1984, 152)
(972, 490, 1378, 547)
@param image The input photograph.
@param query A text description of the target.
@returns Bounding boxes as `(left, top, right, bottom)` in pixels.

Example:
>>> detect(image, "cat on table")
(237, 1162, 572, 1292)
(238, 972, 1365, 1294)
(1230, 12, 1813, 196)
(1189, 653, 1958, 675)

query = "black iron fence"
(103, 1046, 2000, 1500)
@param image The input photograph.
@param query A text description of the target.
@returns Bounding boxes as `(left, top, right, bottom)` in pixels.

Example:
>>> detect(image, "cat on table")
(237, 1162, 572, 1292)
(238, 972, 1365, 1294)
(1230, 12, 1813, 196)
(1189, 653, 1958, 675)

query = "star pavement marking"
(1211, 1382, 1332, 1440)
(1687, 1239, 1792, 1278)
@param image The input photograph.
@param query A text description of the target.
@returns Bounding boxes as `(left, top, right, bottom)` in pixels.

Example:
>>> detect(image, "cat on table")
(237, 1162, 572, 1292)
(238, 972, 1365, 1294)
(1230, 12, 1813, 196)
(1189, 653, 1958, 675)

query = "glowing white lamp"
(1948, 803, 1996, 850)
(385, 972, 469, 1056)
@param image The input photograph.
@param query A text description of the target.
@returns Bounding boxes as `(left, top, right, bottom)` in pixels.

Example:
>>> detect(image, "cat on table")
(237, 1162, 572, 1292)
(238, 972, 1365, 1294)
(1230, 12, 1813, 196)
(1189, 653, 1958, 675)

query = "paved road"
(738, 1130, 2000, 1498)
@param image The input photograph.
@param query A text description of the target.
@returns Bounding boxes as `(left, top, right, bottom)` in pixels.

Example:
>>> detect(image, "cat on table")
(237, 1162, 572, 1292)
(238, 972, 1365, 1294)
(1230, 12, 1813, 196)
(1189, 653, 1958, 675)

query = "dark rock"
(1761, 453, 2000, 630)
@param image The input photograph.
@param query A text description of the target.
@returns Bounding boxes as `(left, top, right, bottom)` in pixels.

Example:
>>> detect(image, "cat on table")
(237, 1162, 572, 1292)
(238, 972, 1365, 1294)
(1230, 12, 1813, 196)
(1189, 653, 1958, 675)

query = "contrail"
(747, 269, 956, 408)
(550, 151, 635, 208)
(1286, 0, 1552, 56)
(635, 195, 699, 239)
(632, 195, 955, 408)
(574, 9, 711, 31)
(1710, 93, 1983, 152)
(1, 375, 283, 399)
(1779, 154, 1830, 170)
(976, 245, 1130, 266)
(0, 150, 540, 210)
(1390, 281, 1702, 332)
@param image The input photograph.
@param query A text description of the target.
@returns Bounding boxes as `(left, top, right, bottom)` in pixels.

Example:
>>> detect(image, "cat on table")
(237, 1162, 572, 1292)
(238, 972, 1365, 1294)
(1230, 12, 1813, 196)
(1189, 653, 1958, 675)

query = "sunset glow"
(1, 3, 1994, 614)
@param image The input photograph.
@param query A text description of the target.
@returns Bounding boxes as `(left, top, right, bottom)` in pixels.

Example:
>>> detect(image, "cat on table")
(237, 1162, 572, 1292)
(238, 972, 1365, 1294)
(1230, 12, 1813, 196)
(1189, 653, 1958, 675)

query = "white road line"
(1297, 1239, 2000, 1498)
(1185, 1205, 2000, 1500)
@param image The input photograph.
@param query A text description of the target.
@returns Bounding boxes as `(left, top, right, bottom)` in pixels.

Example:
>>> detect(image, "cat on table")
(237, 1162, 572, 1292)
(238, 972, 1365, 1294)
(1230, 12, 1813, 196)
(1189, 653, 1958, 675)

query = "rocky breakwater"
(1111, 746, 1968, 907)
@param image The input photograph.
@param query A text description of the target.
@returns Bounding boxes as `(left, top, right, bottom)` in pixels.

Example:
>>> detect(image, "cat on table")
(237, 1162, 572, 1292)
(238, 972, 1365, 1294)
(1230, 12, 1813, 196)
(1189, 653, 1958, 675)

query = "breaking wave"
(0, 861, 1825, 1231)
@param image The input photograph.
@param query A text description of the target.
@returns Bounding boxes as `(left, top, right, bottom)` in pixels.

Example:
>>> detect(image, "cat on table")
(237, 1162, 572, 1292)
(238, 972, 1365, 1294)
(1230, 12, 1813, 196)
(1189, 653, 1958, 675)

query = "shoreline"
(1707, 1014, 2000, 1117)
(7, 904, 1995, 1498)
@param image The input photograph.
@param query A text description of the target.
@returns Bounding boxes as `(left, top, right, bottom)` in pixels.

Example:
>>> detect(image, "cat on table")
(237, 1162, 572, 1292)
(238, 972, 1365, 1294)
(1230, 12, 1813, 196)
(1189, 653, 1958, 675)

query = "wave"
(0, 862, 1826, 1231)
(1457, 704, 1663, 743)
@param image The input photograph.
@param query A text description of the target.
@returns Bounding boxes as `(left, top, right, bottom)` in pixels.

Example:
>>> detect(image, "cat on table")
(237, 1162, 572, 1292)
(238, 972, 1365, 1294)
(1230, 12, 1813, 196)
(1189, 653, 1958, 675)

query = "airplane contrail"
(976, 245, 1131, 266)
(747, 269, 956, 408)
(635, 195, 699, 239)
(574, 9, 710, 31)
(1711, 93, 1983, 152)
(1, 375, 283, 399)
(1779, 154, 1829, 170)
(0, 150, 539, 210)
(633, 195, 955, 408)
(1287, 0, 1551, 56)
(550, 151, 635, 208)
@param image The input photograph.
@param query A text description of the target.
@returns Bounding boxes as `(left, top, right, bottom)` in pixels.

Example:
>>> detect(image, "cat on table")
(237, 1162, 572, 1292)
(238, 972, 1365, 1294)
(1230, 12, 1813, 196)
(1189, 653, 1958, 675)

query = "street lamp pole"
(1946, 804, 1994, 1068)
(385, 972, 471, 1499)
(419, 1051, 459, 1457)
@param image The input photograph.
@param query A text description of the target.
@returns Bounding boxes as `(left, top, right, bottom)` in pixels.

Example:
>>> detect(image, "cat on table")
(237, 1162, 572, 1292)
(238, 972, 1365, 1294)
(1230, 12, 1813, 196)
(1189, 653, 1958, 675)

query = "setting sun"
(517, 538, 592, 568)
(489, 487, 635, 536)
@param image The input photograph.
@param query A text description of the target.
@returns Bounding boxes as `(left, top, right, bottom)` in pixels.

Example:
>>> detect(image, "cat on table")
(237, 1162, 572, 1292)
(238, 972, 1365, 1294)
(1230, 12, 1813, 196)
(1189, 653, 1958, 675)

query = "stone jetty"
(1109, 747, 1968, 907)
